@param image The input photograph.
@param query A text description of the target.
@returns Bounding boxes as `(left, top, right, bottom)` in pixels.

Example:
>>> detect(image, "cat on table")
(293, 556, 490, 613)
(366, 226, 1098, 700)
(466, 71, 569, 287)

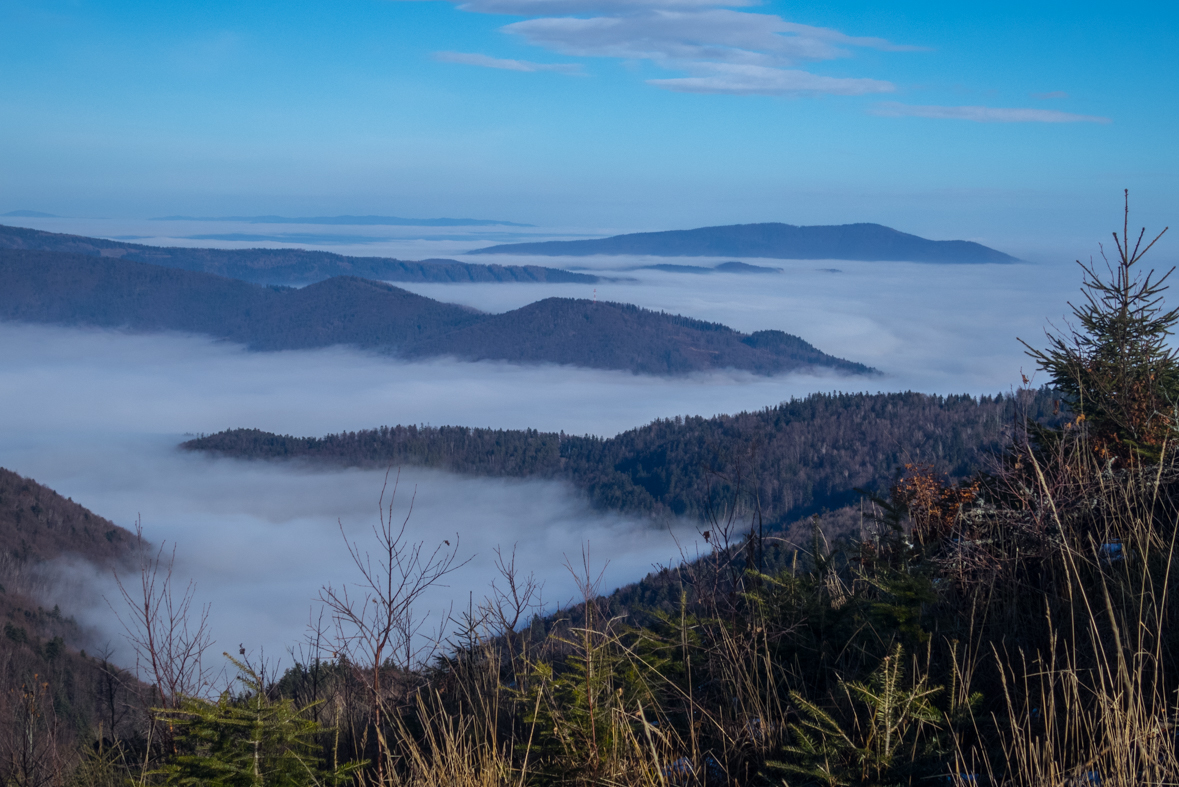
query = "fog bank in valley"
(396, 256, 1078, 397)
(31, 446, 683, 670)
(0, 244, 1086, 673)
(0, 322, 855, 670)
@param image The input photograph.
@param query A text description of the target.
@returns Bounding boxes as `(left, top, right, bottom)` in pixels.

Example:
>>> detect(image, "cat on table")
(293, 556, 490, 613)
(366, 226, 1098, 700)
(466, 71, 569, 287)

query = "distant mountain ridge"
(0, 223, 594, 285)
(634, 261, 782, 275)
(153, 214, 533, 227)
(470, 222, 1019, 263)
(0, 248, 872, 376)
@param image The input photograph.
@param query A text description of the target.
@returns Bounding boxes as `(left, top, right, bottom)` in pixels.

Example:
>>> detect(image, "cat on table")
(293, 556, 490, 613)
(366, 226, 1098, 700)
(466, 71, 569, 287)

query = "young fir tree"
(156, 655, 359, 787)
(1022, 192, 1173, 462)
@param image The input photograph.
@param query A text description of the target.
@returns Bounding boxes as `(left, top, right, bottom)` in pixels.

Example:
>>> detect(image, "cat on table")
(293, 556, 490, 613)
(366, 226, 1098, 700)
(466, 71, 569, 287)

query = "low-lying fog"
(0, 215, 1098, 678)
(396, 256, 1076, 395)
(0, 323, 872, 670)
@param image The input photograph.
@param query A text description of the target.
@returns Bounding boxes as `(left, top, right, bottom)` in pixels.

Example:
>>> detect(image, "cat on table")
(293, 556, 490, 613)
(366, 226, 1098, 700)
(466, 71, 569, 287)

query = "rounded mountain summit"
(468, 222, 1018, 264)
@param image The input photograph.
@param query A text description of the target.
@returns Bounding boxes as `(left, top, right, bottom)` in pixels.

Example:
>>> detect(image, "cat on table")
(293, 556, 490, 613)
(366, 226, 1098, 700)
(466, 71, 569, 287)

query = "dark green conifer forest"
(185, 389, 1056, 530)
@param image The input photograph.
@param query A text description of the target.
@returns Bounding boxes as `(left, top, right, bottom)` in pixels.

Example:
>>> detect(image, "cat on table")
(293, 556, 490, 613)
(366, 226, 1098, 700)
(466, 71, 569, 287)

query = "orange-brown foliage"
(891, 463, 979, 545)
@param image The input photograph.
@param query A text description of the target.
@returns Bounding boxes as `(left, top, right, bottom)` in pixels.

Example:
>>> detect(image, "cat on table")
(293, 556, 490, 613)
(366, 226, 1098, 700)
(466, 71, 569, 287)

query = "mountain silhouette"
(470, 222, 1018, 263)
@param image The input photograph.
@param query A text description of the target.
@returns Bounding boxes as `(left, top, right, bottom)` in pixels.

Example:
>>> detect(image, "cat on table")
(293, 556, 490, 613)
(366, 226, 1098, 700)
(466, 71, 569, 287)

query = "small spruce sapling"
(1021, 191, 1173, 462)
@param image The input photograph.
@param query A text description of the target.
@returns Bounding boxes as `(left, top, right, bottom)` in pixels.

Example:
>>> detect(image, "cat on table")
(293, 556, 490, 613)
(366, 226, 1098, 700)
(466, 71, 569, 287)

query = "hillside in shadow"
(0, 249, 871, 375)
(0, 223, 596, 285)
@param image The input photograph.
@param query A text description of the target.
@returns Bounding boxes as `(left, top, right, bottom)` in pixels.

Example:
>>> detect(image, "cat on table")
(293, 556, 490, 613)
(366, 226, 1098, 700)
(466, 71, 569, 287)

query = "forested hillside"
(0, 466, 137, 655)
(184, 389, 1057, 529)
(0, 223, 595, 285)
(0, 468, 133, 566)
(0, 468, 144, 783)
(0, 249, 869, 375)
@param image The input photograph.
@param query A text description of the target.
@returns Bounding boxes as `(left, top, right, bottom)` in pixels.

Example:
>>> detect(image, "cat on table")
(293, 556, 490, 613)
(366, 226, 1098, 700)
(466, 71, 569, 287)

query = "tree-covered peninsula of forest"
(184, 389, 1058, 530)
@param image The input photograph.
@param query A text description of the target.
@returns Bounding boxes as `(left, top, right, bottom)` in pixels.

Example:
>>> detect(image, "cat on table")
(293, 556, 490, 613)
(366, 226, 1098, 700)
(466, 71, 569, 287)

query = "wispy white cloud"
(434, 50, 584, 74)
(457, 0, 759, 13)
(649, 63, 894, 95)
(403, 0, 915, 96)
(870, 102, 1110, 124)
(1031, 90, 1069, 100)
(774, 21, 927, 54)
(504, 11, 886, 65)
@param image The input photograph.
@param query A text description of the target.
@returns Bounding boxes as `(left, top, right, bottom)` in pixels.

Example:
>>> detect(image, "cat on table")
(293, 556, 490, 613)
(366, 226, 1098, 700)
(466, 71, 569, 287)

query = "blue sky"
(1, 0, 1175, 249)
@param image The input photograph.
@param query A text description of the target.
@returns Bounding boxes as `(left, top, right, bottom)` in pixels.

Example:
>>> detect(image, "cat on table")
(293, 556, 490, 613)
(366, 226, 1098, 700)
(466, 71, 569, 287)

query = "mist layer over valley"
(0, 216, 1084, 390)
(0, 323, 853, 665)
(0, 212, 1088, 675)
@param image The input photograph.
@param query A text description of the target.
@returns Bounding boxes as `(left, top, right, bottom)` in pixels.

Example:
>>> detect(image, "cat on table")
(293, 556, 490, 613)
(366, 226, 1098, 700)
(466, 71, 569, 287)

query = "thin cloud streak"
(871, 102, 1111, 124)
(775, 21, 927, 54)
(649, 64, 893, 95)
(434, 50, 584, 74)
(455, 0, 761, 13)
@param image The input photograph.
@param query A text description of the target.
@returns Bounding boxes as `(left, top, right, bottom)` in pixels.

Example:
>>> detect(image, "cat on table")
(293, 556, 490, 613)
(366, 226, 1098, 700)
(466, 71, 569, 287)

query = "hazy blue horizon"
(3, 2, 1175, 251)
(4, 212, 1168, 267)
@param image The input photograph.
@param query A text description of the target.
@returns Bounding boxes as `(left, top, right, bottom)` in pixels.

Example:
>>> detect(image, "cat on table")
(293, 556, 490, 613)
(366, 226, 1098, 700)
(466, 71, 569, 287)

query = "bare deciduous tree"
(0, 675, 62, 787)
(320, 470, 465, 783)
(110, 522, 213, 709)
(483, 545, 541, 642)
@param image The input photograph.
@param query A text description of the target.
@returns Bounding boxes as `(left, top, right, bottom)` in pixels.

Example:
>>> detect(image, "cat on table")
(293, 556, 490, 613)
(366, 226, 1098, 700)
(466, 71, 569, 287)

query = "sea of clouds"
(0, 214, 1094, 677)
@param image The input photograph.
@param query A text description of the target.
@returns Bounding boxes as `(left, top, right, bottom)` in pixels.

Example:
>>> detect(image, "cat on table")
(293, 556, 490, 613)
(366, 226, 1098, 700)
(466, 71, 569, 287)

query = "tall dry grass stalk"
(342, 533, 796, 787)
(956, 431, 1179, 786)
(375, 692, 514, 787)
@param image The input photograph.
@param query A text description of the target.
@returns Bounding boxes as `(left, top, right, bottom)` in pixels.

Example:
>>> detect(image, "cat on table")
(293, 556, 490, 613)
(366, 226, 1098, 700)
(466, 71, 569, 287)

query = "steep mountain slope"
(0, 223, 596, 285)
(0, 465, 137, 654)
(0, 249, 871, 375)
(0, 468, 145, 767)
(0, 465, 137, 651)
(470, 222, 1018, 263)
(0, 468, 134, 566)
